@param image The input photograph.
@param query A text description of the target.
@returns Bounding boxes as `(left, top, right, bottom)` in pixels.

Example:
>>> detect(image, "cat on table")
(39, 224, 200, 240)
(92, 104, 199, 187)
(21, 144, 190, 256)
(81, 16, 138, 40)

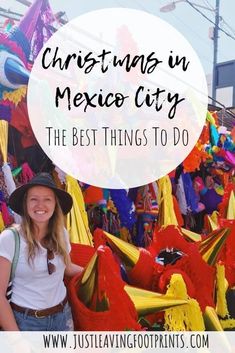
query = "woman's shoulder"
(0, 226, 20, 261)
(0, 224, 25, 244)
(0, 226, 17, 239)
(1, 223, 22, 235)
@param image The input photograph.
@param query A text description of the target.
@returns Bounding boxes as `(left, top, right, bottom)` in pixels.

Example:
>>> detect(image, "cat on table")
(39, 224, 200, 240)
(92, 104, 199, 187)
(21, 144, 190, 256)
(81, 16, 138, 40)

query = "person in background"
(0, 173, 83, 331)
(191, 176, 205, 233)
(200, 174, 222, 215)
(193, 176, 205, 213)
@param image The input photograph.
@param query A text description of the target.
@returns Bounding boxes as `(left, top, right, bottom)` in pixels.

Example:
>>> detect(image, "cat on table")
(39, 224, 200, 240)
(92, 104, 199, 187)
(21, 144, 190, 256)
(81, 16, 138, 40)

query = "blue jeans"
(13, 303, 74, 331)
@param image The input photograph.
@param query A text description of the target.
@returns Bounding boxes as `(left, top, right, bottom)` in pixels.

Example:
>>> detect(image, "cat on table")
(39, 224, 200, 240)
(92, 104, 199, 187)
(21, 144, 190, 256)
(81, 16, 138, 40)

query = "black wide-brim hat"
(9, 173, 73, 215)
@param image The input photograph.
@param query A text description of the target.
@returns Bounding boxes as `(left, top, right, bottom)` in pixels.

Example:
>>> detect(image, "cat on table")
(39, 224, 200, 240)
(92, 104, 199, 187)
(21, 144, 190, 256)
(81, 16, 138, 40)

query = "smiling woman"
(0, 173, 84, 331)
(26, 186, 56, 225)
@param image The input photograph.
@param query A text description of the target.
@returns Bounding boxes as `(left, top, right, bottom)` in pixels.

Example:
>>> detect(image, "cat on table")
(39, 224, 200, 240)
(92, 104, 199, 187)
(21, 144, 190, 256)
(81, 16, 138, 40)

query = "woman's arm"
(0, 256, 19, 331)
(64, 255, 84, 278)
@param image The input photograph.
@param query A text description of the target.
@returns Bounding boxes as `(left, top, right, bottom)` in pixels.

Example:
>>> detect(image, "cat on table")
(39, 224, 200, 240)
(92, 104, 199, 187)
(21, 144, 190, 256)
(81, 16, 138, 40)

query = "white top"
(0, 226, 71, 310)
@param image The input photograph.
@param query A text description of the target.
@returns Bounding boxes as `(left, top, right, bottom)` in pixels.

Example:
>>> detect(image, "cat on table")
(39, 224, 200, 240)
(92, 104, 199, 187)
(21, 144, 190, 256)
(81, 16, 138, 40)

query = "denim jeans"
(13, 303, 74, 331)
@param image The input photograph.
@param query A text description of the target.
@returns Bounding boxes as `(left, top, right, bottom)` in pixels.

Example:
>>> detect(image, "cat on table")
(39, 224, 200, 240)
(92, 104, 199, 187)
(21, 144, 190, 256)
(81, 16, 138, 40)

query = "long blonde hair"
(21, 190, 69, 265)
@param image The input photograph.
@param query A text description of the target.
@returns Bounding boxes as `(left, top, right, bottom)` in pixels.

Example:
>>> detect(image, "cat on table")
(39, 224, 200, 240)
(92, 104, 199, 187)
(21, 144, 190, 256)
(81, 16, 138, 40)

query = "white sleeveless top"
(0, 226, 71, 310)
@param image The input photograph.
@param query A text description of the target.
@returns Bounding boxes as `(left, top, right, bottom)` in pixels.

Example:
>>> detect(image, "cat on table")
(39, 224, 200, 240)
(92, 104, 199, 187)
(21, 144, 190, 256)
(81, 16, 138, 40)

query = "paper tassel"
(16, 0, 56, 61)
(0, 212, 4, 231)
(55, 166, 66, 184)
(211, 211, 219, 229)
(110, 189, 136, 230)
(176, 175, 188, 215)
(199, 124, 210, 144)
(164, 274, 205, 331)
(227, 191, 235, 220)
(0, 103, 11, 122)
(20, 162, 34, 183)
(2, 162, 16, 195)
(0, 120, 8, 162)
(206, 111, 216, 125)
(3, 86, 27, 105)
(220, 319, 235, 330)
(119, 227, 132, 243)
(183, 145, 200, 173)
(203, 306, 223, 331)
(216, 263, 229, 318)
(12, 166, 22, 178)
(181, 172, 198, 213)
(1, 201, 12, 225)
(66, 175, 93, 245)
(1, 163, 21, 223)
(157, 176, 178, 227)
(210, 124, 219, 146)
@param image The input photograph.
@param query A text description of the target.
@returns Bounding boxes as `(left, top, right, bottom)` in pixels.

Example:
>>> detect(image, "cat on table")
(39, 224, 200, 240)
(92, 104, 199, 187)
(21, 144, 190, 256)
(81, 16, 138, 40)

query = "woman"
(0, 173, 83, 331)
(191, 176, 205, 233)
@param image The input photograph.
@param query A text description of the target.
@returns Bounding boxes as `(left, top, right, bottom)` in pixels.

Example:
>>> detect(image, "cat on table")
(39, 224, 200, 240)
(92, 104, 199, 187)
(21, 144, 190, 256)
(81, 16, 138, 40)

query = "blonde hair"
(21, 190, 69, 265)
